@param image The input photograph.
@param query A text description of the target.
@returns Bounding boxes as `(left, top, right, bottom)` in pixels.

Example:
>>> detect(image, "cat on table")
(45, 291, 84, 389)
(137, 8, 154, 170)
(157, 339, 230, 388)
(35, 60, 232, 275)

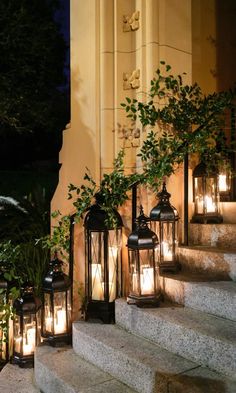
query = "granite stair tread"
(73, 321, 236, 393)
(115, 298, 236, 378)
(189, 223, 236, 248)
(0, 363, 40, 393)
(35, 345, 136, 393)
(177, 245, 236, 281)
(160, 273, 236, 321)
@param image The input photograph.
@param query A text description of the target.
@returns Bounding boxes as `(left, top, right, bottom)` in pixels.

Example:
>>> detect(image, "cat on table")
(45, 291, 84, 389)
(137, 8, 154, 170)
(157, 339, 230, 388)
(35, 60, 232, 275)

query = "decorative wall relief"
(123, 69, 140, 90)
(123, 11, 140, 32)
(115, 121, 141, 148)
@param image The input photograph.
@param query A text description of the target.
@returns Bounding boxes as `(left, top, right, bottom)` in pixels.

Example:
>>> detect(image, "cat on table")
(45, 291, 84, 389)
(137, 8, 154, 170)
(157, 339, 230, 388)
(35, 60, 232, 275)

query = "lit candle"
(219, 174, 227, 192)
(162, 241, 172, 261)
(205, 195, 215, 212)
(91, 264, 103, 300)
(45, 316, 52, 332)
(54, 308, 66, 334)
(140, 267, 154, 295)
(23, 326, 36, 355)
(132, 272, 138, 293)
(102, 281, 116, 302)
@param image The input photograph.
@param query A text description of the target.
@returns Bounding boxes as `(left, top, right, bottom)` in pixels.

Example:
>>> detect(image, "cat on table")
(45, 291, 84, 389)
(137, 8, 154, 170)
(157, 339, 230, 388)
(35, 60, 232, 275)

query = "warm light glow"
(54, 308, 67, 334)
(91, 264, 103, 300)
(45, 316, 52, 332)
(205, 195, 215, 213)
(108, 246, 118, 301)
(18, 326, 36, 356)
(219, 174, 227, 192)
(140, 267, 154, 295)
(132, 272, 138, 293)
(162, 241, 172, 261)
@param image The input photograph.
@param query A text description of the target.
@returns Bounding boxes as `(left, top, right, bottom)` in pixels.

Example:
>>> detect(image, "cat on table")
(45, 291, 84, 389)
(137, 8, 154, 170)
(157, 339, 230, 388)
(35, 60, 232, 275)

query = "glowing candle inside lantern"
(23, 326, 35, 355)
(162, 241, 172, 261)
(91, 264, 103, 300)
(205, 195, 215, 213)
(219, 174, 227, 192)
(132, 272, 138, 293)
(54, 308, 66, 334)
(45, 316, 52, 332)
(140, 267, 154, 295)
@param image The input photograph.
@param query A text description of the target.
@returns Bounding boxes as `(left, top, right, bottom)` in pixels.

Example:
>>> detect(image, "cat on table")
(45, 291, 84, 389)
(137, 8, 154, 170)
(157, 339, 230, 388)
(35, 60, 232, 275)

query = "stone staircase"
(35, 223, 236, 393)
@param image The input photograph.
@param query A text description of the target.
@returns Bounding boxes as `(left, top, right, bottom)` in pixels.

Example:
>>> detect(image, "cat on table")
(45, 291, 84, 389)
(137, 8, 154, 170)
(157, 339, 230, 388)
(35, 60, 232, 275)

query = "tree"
(122, 61, 236, 190)
(0, 0, 69, 163)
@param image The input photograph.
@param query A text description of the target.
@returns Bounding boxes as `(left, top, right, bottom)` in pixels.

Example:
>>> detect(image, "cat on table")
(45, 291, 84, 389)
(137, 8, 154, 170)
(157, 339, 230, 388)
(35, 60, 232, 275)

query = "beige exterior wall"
(51, 0, 236, 317)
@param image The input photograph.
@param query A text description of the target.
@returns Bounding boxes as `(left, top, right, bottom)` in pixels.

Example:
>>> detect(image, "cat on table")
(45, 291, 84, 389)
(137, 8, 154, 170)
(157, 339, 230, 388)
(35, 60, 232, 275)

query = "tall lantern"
(127, 206, 161, 307)
(13, 284, 42, 368)
(0, 271, 9, 365)
(150, 183, 179, 274)
(84, 195, 123, 323)
(191, 162, 223, 223)
(42, 257, 72, 345)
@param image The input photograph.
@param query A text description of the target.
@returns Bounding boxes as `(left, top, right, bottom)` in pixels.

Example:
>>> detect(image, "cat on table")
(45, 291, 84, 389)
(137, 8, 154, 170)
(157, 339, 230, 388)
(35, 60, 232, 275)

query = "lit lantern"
(13, 284, 42, 368)
(150, 183, 179, 274)
(127, 206, 161, 307)
(191, 162, 223, 223)
(0, 271, 9, 365)
(84, 195, 123, 323)
(219, 161, 231, 201)
(42, 258, 72, 345)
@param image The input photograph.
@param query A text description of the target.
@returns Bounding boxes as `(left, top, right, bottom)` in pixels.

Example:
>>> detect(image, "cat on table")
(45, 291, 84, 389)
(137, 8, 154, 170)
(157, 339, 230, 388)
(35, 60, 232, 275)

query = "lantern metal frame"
(150, 183, 180, 274)
(84, 197, 123, 323)
(42, 258, 72, 346)
(13, 284, 42, 368)
(127, 206, 161, 307)
(191, 162, 223, 223)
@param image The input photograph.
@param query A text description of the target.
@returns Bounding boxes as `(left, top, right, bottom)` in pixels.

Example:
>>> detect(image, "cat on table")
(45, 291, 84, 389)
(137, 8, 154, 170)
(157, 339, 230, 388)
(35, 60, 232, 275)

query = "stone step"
(73, 321, 236, 393)
(189, 223, 236, 248)
(35, 345, 136, 393)
(115, 298, 236, 379)
(160, 274, 236, 321)
(177, 245, 236, 281)
(0, 363, 40, 393)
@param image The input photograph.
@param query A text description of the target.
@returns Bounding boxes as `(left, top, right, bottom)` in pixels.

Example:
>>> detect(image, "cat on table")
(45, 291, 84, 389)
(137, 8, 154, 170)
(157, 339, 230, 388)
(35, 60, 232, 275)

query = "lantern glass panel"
(205, 177, 217, 213)
(90, 231, 105, 301)
(129, 250, 138, 295)
(44, 292, 53, 333)
(22, 316, 36, 356)
(108, 229, 121, 302)
(161, 222, 174, 262)
(140, 249, 155, 296)
(194, 177, 204, 214)
(53, 292, 67, 335)
(13, 315, 21, 354)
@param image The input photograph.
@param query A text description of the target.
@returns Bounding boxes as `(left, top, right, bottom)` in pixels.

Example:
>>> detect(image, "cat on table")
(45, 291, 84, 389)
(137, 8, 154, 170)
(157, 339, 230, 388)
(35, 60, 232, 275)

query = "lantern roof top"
(84, 194, 123, 230)
(193, 162, 218, 177)
(127, 206, 158, 249)
(150, 183, 179, 222)
(42, 258, 71, 292)
(13, 283, 42, 313)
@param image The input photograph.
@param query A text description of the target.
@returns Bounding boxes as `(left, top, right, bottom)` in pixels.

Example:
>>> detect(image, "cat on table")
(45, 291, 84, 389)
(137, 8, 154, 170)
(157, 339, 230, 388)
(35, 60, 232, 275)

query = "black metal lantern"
(84, 195, 123, 323)
(127, 206, 161, 307)
(42, 257, 72, 345)
(150, 183, 179, 274)
(191, 162, 223, 223)
(13, 284, 42, 368)
(0, 271, 9, 365)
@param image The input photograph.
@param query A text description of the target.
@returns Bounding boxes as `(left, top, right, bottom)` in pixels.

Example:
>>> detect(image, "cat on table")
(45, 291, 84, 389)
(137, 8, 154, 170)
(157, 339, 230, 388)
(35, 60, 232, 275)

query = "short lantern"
(191, 162, 223, 223)
(127, 206, 161, 307)
(150, 183, 179, 274)
(0, 270, 9, 365)
(42, 257, 72, 345)
(84, 195, 123, 323)
(13, 284, 42, 368)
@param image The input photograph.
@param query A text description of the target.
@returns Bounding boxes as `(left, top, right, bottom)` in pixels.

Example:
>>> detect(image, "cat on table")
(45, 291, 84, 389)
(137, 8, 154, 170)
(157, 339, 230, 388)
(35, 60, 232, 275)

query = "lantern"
(127, 206, 161, 307)
(191, 162, 222, 223)
(0, 271, 9, 365)
(219, 160, 231, 201)
(150, 183, 179, 274)
(42, 258, 72, 345)
(13, 284, 41, 368)
(84, 195, 123, 323)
